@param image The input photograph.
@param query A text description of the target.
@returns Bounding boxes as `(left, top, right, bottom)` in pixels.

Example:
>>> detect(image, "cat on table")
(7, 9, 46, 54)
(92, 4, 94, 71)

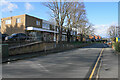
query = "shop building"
(1, 14, 59, 41)
(1, 14, 78, 42)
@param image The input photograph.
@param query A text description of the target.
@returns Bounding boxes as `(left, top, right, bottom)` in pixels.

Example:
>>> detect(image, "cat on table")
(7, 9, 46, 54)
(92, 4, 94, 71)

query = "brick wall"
(1, 14, 26, 35)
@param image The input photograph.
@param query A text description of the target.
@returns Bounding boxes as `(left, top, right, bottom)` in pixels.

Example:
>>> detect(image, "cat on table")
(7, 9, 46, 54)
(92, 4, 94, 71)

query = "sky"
(85, 2, 118, 38)
(0, 0, 118, 38)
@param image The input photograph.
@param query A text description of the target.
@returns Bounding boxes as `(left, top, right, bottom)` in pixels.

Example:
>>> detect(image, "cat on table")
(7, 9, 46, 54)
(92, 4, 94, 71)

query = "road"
(2, 43, 117, 79)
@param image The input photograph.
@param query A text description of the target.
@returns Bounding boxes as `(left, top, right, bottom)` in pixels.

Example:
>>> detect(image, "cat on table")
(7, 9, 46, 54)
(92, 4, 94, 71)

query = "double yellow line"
(88, 48, 104, 80)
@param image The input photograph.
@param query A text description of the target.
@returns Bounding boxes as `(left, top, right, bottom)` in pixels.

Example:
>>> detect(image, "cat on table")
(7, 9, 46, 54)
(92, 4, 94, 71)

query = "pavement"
(2, 43, 118, 79)
(99, 48, 118, 79)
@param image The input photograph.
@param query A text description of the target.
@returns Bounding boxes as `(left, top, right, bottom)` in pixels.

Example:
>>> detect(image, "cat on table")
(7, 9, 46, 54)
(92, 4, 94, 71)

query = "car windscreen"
(20, 33, 26, 36)
(11, 34, 18, 37)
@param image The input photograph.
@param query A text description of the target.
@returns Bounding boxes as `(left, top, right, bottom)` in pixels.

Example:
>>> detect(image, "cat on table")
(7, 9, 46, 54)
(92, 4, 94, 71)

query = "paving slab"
(99, 48, 118, 78)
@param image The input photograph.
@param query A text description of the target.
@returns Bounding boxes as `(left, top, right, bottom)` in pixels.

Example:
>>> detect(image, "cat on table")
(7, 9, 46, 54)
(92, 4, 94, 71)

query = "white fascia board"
(26, 27, 58, 33)
(33, 27, 45, 31)
(26, 27, 34, 30)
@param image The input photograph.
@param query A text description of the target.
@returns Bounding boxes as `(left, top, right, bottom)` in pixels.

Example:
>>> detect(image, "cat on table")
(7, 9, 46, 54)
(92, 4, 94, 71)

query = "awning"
(26, 27, 59, 33)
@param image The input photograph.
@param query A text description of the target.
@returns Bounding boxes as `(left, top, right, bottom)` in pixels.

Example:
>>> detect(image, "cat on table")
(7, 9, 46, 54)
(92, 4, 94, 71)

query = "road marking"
(96, 58, 102, 80)
(25, 61, 49, 72)
(37, 64, 49, 72)
(89, 48, 104, 80)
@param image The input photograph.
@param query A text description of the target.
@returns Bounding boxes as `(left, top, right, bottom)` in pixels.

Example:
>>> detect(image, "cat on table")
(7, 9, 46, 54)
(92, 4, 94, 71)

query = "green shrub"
(113, 42, 120, 52)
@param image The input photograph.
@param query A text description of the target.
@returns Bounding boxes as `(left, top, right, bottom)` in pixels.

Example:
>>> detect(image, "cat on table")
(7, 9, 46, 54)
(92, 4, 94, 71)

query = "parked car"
(5, 33, 29, 41)
(96, 39, 99, 42)
(2, 34, 8, 41)
(86, 39, 90, 42)
(91, 39, 95, 42)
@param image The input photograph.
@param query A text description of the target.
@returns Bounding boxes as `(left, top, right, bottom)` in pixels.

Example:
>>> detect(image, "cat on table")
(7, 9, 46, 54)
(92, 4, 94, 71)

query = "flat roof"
(1, 14, 26, 19)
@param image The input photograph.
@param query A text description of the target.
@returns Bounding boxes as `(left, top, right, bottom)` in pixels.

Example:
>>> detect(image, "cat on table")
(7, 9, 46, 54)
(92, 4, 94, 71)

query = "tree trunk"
(80, 34, 83, 42)
(67, 29, 70, 42)
(59, 26, 62, 43)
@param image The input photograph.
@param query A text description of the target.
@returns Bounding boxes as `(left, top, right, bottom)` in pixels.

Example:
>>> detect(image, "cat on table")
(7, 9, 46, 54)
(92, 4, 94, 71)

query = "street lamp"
(116, 26, 120, 37)
(10, 10, 12, 35)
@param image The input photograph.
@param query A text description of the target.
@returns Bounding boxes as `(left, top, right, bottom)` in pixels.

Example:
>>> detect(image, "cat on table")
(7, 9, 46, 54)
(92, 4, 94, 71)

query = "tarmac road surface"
(3, 43, 111, 79)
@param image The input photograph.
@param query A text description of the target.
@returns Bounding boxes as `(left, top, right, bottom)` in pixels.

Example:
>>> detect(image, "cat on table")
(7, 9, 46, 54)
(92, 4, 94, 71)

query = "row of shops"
(26, 26, 77, 42)
(1, 14, 103, 42)
(1, 14, 77, 42)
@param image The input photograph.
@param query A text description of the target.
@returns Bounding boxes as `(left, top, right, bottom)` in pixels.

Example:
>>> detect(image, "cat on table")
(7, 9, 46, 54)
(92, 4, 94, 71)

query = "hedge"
(112, 42, 120, 52)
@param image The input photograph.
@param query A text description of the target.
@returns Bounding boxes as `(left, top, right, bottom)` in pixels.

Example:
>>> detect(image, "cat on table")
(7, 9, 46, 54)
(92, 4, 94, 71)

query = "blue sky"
(85, 2, 118, 25)
(84, 2, 118, 38)
(0, 1, 118, 38)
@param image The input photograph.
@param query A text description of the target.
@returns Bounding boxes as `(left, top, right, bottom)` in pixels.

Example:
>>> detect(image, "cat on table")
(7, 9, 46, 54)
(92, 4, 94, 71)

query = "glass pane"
(5, 20, 11, 24)
(16, 18, 21, 23)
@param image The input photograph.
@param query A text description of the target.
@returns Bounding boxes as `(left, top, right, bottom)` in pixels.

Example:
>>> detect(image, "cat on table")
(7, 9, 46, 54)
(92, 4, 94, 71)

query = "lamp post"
(10, 10, 12, 35)
(54, 17, 58, 44)
(116, 26, 120, 37)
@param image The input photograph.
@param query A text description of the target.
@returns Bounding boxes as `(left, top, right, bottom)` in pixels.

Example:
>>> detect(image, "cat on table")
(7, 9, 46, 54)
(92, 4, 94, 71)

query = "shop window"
(52, 25, 55, 30)
(62, 35, 66, 41)
(57, 28, 59, 32)
(42, 23, 50, 30)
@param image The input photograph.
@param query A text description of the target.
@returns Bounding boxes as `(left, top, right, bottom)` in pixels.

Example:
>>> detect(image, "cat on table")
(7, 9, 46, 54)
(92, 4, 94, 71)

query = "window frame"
(16, 18, 21, 23)
(42, 22, 50, 30)
(36, 20, 40, 25)
(5, 19, 11, 24)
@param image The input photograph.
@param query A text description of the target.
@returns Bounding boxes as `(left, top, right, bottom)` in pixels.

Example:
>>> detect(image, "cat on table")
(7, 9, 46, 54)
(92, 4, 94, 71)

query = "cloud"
(93, 24, 110, 38)
(1, 0, 18, 12)
(25, 2, 34, 12)
(111, 22, 118, 26)
(93, 22, 118, 38)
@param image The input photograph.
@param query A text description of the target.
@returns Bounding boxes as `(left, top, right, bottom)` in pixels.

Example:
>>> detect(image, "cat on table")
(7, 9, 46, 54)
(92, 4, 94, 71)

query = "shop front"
(26, 27, 58, 42)
(62, 32, 67, 41)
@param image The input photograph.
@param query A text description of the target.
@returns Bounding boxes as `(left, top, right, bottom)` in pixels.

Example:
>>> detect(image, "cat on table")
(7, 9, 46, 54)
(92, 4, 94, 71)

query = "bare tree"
(43, 1, 94, 42)
(65, 2, 89, 42)
(107, 25, 117, 38)
(43, 1, 72, 42)
(85, 23, 95, 35)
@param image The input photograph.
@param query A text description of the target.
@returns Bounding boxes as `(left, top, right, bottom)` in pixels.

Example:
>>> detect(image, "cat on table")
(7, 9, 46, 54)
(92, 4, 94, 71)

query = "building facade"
(1, 14, 26, 35)
(1, 14, 59, 41)
(1, 14, 77, 42)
